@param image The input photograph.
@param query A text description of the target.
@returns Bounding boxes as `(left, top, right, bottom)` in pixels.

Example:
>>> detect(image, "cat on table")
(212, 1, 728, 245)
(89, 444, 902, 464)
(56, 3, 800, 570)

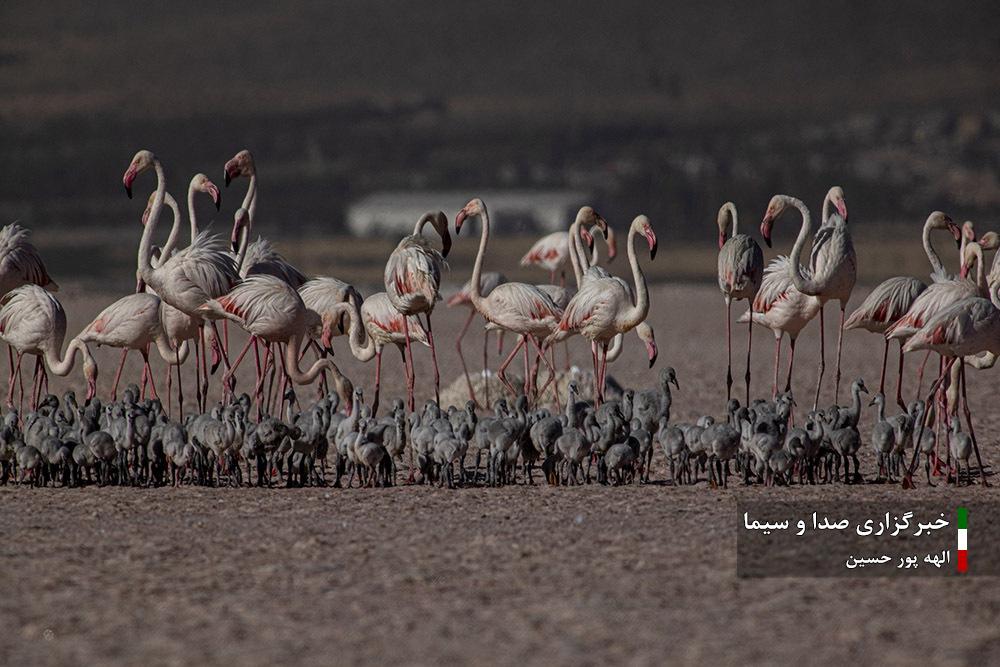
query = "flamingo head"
(135, 273, 146, 294)
(223, 149, 255, 186)
(760, 195, 787, 248)
(191, 173, 222, 210)
(717, 202, 737, 249)
(604, 225, 617, 261)
(929, 211, 959, 243)
(140, 191, 157, 226)
(637, 322, 657, 368)
(431, 211, 451, 258)
(633, 215, 657, 260)
(960, 241, 980, 279)
(979, 231, 1000, 252)
(123, 149, 156, 199)
(828, 186, 847, 220)
(661, 366, 679, 390)
(455, 198, 485, 235)
(231, 207, 251, 252)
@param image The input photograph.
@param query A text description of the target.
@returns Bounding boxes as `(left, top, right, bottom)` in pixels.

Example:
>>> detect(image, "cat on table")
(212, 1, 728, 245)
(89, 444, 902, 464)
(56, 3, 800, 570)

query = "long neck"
(589, 227, 600, 266)
(922, 219, 947, 277)
(850, 385, 862, 416)
(787, 198, 821, 294)
(469, 207, 490, 307)
(605, 333, 625, 362)
(242, 173, 257, 223)
(620, 224, 650, 330)
(284, 333, 332, 384)
(44, 338, 88, 376)
(875, 398, 885, 422)
(567, 221, 585, 287)
(154, 336, 190, 365)
(187, 180, 200, 243)
(724, 202, 738, 236)
(822, 192, 831, 226)
(973, 245, 986, 293)
(159, 194, 183, 263)
(137, 160, 167, 279)
(235, 221, 250, 272)
(341, 303, 376, 361)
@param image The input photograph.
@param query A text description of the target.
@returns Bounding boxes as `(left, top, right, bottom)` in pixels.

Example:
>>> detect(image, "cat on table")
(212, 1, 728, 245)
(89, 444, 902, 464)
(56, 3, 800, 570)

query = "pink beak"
(644, 229, 658, 260)
(836, 200, 848, 220)
(718, 231, 727, 250)
(123, 167, 136, 198)
(207, 182, 222, 210)
(645, 340, 658, 368)
(454, 209, 468, 234)
(760, 218, 773, 248)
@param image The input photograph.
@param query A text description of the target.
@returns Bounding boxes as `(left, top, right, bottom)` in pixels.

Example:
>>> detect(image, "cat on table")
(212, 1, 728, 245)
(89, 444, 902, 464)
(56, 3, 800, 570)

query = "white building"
(347, 190, 594, 236)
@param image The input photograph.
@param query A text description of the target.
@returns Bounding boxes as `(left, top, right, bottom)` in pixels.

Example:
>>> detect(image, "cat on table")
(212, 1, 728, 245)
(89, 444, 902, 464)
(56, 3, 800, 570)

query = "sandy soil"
(2, 283, 999, 666)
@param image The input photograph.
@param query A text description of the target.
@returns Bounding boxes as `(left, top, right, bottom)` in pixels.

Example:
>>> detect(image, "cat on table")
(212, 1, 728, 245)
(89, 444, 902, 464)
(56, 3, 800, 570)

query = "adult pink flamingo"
(738, 256, 822, 399)
(328, 292, 429, 416)
(761, 188, 855, 408)
(521, 225, 616, 284)
(447, 271, 507, 407)
(902, 267, 998, 486)
(0, 285, 97, 410)
(299, 276, 364, 398)
(384, 211, 451, 410)
(78, 292, 188, 402)
(546, 214, 658, 405)
(124, 150, 238, 409)
(455, 198, 564, 404)
(196, 275, 353, 414)
(843, 211, 960, 409)
(716, 201, 764, 405)
(224, 149, 307, 287)
(0, 222, 59, 389)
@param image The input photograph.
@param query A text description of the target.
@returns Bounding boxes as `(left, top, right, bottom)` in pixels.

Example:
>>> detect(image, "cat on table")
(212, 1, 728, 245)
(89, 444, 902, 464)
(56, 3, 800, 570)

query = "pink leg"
(111, 349, 128, 401)
(423, 313, 441, 404)
(371, 346, 383, 417)
(165, 358, 173, 418)
(401, 315, 416, 411)
(878, 337, 889, 395)
(142, 348, 158, 401)
(894, 344, 907, 412)
(785, 338, 797, 394)
(915, 350, 931, 402)
(497, 336, 526, 398)
(744, 300, 753, 406)
(456, 309, 477, 405)
(223, 335, 257, 398)
(725, 299, 733, 402)
(15, 352, 24, 417)
(772, 335, 781, 399)
(813, 305, 825, 410)
(530, 337, 560, 411)
(175, 346, 184, 420)
(834, 304, 846, 403)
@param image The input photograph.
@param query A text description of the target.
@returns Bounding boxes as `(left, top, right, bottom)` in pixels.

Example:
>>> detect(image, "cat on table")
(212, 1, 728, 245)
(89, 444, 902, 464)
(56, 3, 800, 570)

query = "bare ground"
(2, 283, 999, 666)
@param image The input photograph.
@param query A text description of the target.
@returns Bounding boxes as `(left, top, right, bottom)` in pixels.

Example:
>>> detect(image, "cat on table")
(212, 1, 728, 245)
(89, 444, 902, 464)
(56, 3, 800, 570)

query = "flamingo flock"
(0, 149, 995, 490)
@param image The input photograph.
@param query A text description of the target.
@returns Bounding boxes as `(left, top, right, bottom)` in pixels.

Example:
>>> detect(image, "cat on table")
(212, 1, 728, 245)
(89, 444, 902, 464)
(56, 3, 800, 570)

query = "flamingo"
(383, 211, 451, 410)
(738, 256, 822, 399)
(327, 292, 429, 416)
(0, 285, 97, 410)
(77, 292, 188, 402)
(299, 275, 364, 398)
(902, 272, 999, 486)
(520, 225, 616, 284)
(0, 222, 59, 388)
(455, 198, 564, 404)
(716, 201, 764, 405)
(843, 211, 960, 409)
(195, 274, 353, 413)
(546, 214, 658, 405)
(760, 188, 855, 408)
(124, 150, 238, 409)
(447, 271, 507, 407)
(223, 148, 307, 287)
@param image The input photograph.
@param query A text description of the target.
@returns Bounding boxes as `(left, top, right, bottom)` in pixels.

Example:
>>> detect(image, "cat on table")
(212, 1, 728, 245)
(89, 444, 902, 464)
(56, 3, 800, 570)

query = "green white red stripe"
(957, 507, 968, 574)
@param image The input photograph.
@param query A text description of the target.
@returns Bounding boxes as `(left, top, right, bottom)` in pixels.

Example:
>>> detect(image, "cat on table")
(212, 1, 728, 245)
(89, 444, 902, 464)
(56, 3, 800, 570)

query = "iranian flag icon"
(957, 507, 968, 574)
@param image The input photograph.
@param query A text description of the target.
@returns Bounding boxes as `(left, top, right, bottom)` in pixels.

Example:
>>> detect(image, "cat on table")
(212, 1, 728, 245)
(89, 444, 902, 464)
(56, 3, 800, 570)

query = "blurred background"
(2, 0, 999, 289)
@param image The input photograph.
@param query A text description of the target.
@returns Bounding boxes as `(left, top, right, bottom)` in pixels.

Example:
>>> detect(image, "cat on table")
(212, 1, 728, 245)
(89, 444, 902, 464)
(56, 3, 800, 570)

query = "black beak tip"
(224, 173, 232, 187)
(215, 198, 222, 211)
(125, 185, 132, 199)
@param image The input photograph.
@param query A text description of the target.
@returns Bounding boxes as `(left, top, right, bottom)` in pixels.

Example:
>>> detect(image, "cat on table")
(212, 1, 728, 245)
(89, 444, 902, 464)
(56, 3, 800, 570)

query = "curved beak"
(645, 339, 658, 368)
(960, 262, 969, 279)
(760, 216, 773, 248)
(606, 233, 617, 262)
(320, 324, 333, 352)
(454, 209, 468, 235)
(122, 167, 136, 199)
(644, 228, 658, 260)
(836, 200, 848, 220)
(868, 396, 877, 406)
(947, 221, 961, 243)
(135, 277, 146, 294)
(223, 161, 236, 187)
(581, 227, 594, 251)
(718, 231, 728, 250)
(207, 183, 222, 210)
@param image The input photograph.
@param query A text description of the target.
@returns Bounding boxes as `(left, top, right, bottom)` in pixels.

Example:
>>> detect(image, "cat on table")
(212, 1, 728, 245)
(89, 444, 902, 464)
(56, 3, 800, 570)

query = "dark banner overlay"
(737, 501, 996, 577)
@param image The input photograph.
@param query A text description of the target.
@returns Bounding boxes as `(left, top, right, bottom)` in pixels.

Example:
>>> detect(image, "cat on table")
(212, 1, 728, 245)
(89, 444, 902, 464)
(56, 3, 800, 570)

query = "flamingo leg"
(111, 349, 129, 402)
(5, 348, 16, 409)
(599, 342, 610, 406)
(497, 330, 505, 356)
(915, 349, 931, 401)
(15, 352, 24, 417)
(834, 303, 846, 403)
(904, 357, 955, 486)
(175, 346, 184, 421)
(744, 300, 753, 407)
(959, 361, 988, 486)
(142, 347, 158, 401)
(482, 321, 490, 408)
(530, 336, 560, 412)
(772, 335, 781, 400)
(784, 337, 796, 394)
(371, 346, 384, 418)
(878, 337, 889, 395)
(813, 305, 826, 410)
(401, 315, 416, 412)
(423, 313, 441, 405)
(223, 334, 257, 398)
(253, 342, 273, 421)
(30, 355, 42, 411)
(894, 344, 907, 412)
(210, 322, 234, 390)
(725, 299, 733, 402)
(198, 325, 209, 412)
(165, 357, 173, 419)
(522, 335, 531, 399)
(496, 336, 526, 399)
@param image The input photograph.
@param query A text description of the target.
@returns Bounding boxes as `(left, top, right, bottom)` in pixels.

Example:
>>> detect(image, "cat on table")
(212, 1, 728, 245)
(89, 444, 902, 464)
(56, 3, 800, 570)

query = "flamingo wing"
(243, 236, 308, 287)
(0, 285, 65, 350)
(0, 223, 57, 292)
(904, 296, 1000, 356)
(520, 232, 568, 270)
(844, 276, 927, 333)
